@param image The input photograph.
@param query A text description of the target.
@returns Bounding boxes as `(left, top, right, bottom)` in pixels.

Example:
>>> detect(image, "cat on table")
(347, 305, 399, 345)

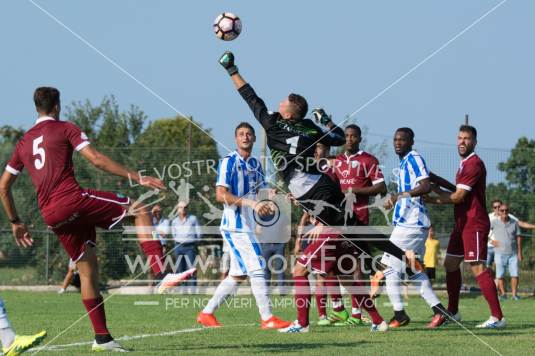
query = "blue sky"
(1, 0, 532, 179)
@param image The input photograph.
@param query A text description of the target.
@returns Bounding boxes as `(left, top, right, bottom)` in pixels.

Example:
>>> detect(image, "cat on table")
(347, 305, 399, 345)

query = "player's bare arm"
(517, 235, 523, 262)
(215, 185, 272, 217)
(231, 73, 247, 90)
(384, 178, 431, 209)
(429, 171, 456, 191)
(294, 211, 310, 255)
(431, 185, 469, 205)
(79, 145, 165, 190)
(294, 214, 306, 256)
(349, 181, 387, 196)
(297, 211, 310, 238)
(0, 171, 33, 247)
(303, 222, 325, 243)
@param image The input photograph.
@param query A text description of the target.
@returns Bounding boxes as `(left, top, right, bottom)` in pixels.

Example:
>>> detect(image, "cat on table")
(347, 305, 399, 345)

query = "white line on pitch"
(30, 323, 255, 352)
(134, 301, 160, 306)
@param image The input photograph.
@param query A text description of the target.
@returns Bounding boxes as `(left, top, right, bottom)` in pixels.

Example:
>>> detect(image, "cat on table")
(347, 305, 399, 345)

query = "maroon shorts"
(297, 235, 360, 275)
(446, 227, 489, 262)
(43, 189, 130, 262)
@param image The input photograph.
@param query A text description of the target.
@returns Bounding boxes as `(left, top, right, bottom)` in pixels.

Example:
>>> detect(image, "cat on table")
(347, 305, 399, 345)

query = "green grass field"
(1, 291, 533, 355)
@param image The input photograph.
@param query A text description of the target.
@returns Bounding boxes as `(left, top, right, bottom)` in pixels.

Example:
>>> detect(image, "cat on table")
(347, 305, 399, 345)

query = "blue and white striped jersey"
(216, 151, 266, 232)
(392, 150, 431, 228)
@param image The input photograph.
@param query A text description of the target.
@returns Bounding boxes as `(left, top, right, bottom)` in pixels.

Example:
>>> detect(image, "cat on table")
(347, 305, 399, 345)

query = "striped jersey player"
(197, 122, 290, 330)
(381, 127, 449, 329)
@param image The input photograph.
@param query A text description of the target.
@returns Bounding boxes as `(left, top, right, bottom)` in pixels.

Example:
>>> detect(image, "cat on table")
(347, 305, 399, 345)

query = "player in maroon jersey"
(428, 125, 505, 328)
(0, 87, 193, 351)
(324, 124, 388, 326)
(286, 127, 388, 332)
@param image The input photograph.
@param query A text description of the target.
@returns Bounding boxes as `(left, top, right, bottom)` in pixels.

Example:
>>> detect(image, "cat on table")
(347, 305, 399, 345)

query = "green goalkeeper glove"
(219, 51, 239, 76)
(312, 108, 332, 125)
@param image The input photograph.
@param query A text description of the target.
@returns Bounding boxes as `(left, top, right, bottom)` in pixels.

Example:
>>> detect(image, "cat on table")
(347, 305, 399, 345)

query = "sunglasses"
(499, 209, 509, 212)
(492, 205, 500, 209)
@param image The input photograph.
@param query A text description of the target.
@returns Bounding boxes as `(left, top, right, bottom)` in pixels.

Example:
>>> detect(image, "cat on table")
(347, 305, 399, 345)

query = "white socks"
(0, 299, 15, 349)
(384, 268, 441, 311)
(250, 273, 273, 321)
(203, 274, 273, 321)
(409, 272, 440, 308)
(332, 300, 343, 309)
(203, 277, 238, 314)
(384, 268, 404, 311)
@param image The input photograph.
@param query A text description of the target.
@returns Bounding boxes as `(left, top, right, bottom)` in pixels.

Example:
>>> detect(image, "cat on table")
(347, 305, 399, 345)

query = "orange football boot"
(196, 312, 222, 328)
(261, 316, 292, 330)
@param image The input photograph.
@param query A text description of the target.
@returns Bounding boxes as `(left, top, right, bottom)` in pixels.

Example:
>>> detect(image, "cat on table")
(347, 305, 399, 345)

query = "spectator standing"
(171, 201, 201, 286)
(491, 203, 522, 300)
(487, 198, 535, 269)
(152, 204, 170, 251)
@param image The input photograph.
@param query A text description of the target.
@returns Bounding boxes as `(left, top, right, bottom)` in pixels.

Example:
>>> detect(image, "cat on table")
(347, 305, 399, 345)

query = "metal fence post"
(45, 233, 49, 285)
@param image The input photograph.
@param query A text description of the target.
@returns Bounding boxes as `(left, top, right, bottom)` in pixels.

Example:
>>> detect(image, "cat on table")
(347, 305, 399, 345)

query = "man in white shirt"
(171, 201, 201, 286)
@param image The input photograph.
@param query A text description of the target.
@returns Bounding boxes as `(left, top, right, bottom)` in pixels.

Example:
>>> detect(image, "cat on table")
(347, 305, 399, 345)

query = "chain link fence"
(0, 144, 534, 293)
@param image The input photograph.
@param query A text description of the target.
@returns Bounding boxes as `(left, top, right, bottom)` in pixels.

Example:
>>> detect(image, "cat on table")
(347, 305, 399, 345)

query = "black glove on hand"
(219, 51, 238, 76)
(312, 108, 332, 125)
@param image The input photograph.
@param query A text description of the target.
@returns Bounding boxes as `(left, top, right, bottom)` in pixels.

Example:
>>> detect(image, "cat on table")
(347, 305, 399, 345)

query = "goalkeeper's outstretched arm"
(219, 51, 275, 129)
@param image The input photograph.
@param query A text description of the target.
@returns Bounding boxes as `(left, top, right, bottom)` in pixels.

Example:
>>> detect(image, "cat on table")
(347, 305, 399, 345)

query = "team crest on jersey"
(468, 251, 474, 257)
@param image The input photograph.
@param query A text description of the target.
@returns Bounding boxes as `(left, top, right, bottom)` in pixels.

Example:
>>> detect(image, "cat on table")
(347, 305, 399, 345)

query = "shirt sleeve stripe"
(5, 165, 20, 175)
(372, 178, 385, 185)
(74, 141, 90, 151)
(457, 183, 472, 191)
(216, 157, 233, 188)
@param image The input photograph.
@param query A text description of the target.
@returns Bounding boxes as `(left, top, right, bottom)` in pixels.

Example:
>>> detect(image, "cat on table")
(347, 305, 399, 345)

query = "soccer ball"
(213, 12, 242, 41)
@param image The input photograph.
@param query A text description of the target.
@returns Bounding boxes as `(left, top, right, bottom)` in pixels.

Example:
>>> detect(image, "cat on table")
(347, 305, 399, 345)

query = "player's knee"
(469, 261, 485, 276)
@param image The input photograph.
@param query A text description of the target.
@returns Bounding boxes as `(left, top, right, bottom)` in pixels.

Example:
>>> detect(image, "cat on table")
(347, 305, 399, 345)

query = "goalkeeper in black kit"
(219, 51, 418, 332)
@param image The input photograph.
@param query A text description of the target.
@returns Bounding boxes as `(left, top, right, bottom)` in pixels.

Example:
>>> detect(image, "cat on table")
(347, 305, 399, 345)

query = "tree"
(488, 138, 535, 269)
(498, 137, 535, 193)
(137, 116, 220, 224)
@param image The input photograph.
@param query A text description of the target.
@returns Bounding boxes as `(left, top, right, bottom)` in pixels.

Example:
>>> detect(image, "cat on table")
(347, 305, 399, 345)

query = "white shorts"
(220, 251, 231, 273)
(221, 231, 265, 277)
(381, 226, 429, 272)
